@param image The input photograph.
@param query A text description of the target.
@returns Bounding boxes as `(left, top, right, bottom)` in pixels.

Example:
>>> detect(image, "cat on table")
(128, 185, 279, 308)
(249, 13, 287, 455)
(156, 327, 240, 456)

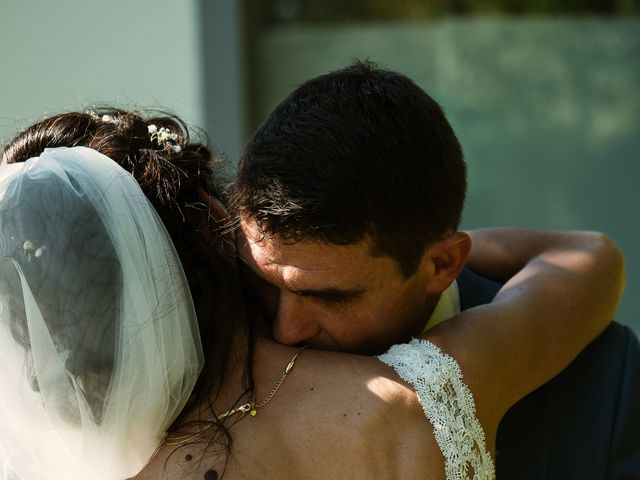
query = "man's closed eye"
(293, 288, 365, 305)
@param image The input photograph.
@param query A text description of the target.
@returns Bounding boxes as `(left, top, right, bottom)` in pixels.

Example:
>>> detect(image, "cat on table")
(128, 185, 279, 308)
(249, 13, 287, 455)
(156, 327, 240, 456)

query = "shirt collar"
(422, 280, 461, 333)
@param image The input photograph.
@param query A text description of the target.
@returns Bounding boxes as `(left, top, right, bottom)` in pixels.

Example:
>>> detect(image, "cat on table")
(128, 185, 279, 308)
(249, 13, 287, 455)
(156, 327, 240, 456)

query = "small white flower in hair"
(157, 129, 171, 143)
(149, 126, 182, 154)
(101, 115, 116, 123)
(22, 240, 43, 262)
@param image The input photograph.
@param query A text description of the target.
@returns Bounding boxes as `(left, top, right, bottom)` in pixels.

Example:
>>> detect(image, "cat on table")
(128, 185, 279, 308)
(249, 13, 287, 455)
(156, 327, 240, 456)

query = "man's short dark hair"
(231, 61, 466, 278)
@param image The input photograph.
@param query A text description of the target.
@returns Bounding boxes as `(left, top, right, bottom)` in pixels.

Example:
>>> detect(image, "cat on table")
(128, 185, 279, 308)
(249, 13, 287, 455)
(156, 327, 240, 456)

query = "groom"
(231, 62, 640, 478)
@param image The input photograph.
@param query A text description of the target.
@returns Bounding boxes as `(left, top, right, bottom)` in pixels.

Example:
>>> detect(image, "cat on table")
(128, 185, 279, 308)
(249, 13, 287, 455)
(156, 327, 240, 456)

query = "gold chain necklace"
(166, 346, 306, 445)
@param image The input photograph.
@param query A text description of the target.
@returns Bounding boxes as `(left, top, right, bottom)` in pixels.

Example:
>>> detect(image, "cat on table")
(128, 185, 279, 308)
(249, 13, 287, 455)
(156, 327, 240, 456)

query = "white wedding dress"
(379, 339, 495, 480)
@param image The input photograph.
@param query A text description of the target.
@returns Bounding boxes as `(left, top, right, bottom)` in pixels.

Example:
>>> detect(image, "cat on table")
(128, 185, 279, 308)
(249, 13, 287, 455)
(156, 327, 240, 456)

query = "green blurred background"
(1, 0, 638, 334)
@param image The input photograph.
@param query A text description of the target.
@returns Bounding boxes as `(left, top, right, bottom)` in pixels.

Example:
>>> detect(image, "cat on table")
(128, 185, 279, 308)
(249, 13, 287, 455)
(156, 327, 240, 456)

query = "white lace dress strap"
(378, 339, 495, 480)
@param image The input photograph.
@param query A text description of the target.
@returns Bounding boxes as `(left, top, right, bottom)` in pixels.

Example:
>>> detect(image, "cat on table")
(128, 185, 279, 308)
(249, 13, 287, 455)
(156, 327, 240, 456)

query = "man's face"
(239, 217, 437, 355)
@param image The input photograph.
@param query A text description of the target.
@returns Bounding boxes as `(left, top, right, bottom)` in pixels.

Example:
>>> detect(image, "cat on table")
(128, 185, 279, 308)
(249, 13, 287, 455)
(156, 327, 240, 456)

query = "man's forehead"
(244, 236, 356, 274)
(241, 218, 370, 265)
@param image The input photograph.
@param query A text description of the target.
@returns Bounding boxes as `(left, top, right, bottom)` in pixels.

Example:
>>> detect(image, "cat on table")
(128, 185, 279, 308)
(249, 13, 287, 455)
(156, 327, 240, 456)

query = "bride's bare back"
(137, 341, 445, 480)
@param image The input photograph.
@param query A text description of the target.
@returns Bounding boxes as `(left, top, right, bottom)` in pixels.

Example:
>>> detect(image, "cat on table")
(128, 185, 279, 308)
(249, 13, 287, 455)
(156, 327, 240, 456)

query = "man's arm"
(419, 228, 626, 427)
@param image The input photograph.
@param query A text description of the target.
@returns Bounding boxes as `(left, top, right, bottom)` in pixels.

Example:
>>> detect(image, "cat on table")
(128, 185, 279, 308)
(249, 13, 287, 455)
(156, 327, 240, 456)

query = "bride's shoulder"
(290, 348, 445, 477)
(295, 347, 421, 403)
(295, 346, 430, 414)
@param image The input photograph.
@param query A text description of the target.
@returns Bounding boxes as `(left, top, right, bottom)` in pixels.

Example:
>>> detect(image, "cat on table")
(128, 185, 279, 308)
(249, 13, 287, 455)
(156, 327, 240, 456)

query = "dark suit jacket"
(456, 268, 640, 479)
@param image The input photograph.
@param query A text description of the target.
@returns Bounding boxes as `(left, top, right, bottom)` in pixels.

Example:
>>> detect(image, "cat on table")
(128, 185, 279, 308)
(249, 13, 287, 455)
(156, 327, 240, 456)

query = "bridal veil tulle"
(0, 147, 203, 479)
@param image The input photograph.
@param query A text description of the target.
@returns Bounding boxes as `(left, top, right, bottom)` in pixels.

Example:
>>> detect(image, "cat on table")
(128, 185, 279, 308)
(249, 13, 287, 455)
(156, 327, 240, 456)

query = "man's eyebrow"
(293, 287, 366, 302)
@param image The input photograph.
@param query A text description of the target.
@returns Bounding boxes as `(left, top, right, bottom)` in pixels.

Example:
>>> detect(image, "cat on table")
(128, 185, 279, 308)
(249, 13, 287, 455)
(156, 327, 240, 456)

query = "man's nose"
(272, 294, 320, 345)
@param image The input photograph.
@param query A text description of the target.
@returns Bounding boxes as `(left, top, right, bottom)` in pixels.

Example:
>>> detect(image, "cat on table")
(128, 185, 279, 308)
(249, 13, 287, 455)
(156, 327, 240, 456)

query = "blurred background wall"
(1, 0, 638, 334)
(0, 0, 205, 145)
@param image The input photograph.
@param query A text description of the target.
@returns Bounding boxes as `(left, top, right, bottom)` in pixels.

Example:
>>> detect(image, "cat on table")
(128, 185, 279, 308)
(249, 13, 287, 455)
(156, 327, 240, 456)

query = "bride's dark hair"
(1, 108, 254, 457)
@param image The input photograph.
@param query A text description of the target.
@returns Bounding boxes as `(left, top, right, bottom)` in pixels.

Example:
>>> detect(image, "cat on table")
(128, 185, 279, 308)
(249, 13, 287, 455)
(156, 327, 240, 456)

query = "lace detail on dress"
(378, 339, 495, 480)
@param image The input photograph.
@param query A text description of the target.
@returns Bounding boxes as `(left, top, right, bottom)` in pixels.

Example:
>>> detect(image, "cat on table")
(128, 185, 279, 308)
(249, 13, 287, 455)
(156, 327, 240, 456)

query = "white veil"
(0, 147, 204, 479)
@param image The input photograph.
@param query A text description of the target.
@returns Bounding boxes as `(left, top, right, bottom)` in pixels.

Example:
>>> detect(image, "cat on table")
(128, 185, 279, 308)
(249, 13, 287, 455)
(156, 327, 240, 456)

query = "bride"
(0, 110, 624, 479)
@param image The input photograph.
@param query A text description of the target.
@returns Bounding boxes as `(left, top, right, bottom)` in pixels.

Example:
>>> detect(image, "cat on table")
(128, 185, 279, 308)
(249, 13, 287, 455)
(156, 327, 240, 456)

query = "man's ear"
(420, 231, 472, 294)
